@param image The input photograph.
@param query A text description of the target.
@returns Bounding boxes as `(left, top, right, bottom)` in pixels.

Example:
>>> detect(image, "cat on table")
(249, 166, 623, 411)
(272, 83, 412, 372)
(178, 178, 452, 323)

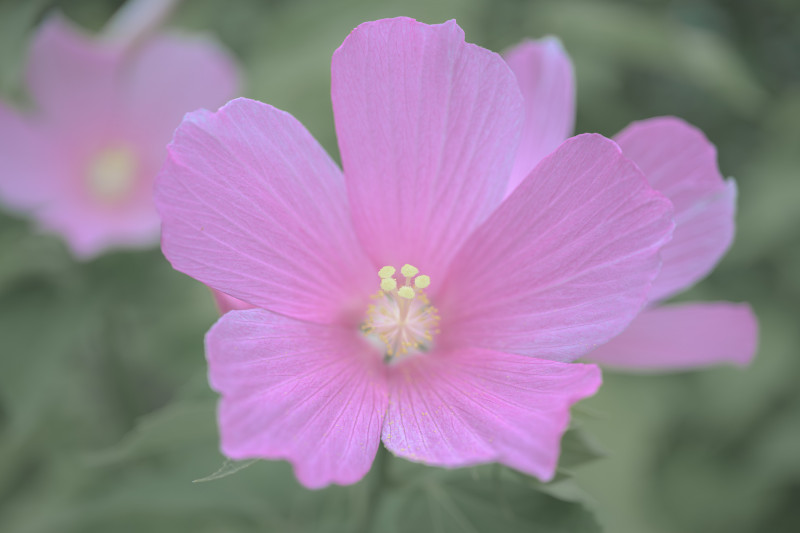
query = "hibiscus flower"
(155, 17, 674, 488)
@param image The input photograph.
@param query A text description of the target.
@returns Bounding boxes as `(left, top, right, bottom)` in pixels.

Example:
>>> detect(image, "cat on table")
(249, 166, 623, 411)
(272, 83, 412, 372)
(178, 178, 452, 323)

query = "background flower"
(503, 38, 757, 371)
(0, 11, 237, 258)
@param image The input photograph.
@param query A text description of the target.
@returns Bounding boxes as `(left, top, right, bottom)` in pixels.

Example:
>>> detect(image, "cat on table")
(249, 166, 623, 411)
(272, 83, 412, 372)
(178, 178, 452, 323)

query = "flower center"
(85, 145, 138, 204)
(362, 264, 440, 359)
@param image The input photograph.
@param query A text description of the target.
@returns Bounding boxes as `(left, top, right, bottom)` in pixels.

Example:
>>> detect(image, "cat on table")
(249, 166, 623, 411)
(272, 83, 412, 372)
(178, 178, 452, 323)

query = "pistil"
(362, 263, 440, 359)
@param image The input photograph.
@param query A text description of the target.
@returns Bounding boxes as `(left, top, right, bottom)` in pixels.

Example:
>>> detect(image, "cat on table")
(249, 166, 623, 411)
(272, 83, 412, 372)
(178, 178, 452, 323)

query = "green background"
(1, 0, 798, 531)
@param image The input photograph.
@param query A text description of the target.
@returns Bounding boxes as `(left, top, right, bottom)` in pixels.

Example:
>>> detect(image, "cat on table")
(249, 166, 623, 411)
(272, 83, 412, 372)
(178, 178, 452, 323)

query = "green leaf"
(0, 0, 49, 98)
(375, 462, 602, 533)
(86, 399, 218, 466)
(85, 398, 603, 532)
(522, 0, 766, 116)
(558, 426, 608, 471)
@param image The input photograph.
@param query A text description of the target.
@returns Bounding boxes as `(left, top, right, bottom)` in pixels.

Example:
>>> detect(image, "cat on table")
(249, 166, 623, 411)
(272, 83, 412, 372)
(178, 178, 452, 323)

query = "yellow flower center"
(85, 145, 138, 204)
(362, 264, 440, 358)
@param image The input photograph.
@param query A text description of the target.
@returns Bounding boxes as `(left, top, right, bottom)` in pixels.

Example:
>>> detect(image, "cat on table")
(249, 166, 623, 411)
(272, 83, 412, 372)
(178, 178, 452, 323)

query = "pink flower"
(0, 14, 237, 258)
(155, 18, 674, 488)
(503, 38, 758, 371)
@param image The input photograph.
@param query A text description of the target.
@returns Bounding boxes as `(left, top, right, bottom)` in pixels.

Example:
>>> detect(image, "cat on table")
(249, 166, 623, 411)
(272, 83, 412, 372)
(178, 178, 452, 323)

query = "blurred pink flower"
(503, 38, 758, 371)
(156, 18, 674, 488)
(0, 14, 238, 258)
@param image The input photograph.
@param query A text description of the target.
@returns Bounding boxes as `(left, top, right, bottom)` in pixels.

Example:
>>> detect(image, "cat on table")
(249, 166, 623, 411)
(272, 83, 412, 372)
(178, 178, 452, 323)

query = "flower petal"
(156, 98, 374, 323)
(440, 134, 674, 362)
(382, 348, 600, 481)
(0, 104, 56, 211)
(331, 17, 524, 281)
(504, 38, 576, 196)
(614, 117, 735, 302)
(585, 302, 758, 371)
(211, 289, 255, 314)
(36, 198, 161, 259)
(25, 15, 120, 130)
(206, 309, 388, 489)
(123, 32, 239, 156)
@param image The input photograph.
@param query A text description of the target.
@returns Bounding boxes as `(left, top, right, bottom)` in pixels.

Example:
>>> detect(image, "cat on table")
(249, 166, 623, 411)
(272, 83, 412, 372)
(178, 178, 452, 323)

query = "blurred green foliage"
(1, 0, 798, 531)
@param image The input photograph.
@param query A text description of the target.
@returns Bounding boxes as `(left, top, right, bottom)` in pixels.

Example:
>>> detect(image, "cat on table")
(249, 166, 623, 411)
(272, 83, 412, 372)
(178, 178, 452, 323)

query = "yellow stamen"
(414, 275, 430, 289)
(398, 286, 415, 299)
(85, 145, 138, 204)
(362, 264, 439, 359)
(378, 266, 396, 279)
(401, 264, 419, 278)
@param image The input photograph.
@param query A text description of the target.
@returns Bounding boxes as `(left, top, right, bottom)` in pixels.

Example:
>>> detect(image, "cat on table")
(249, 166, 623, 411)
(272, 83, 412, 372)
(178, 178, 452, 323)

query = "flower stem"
(359, 444, 391, 533)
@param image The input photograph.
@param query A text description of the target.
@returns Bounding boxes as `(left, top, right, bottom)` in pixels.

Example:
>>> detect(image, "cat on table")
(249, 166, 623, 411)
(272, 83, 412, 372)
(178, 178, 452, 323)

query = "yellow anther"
(401, 264, 419, 278)
(380, 278, 397, 292)
(397, 286, 415, 299)
(364, 262, 439, 359)
(86, 145, 138, 203)
(378, 266, 396, 279)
